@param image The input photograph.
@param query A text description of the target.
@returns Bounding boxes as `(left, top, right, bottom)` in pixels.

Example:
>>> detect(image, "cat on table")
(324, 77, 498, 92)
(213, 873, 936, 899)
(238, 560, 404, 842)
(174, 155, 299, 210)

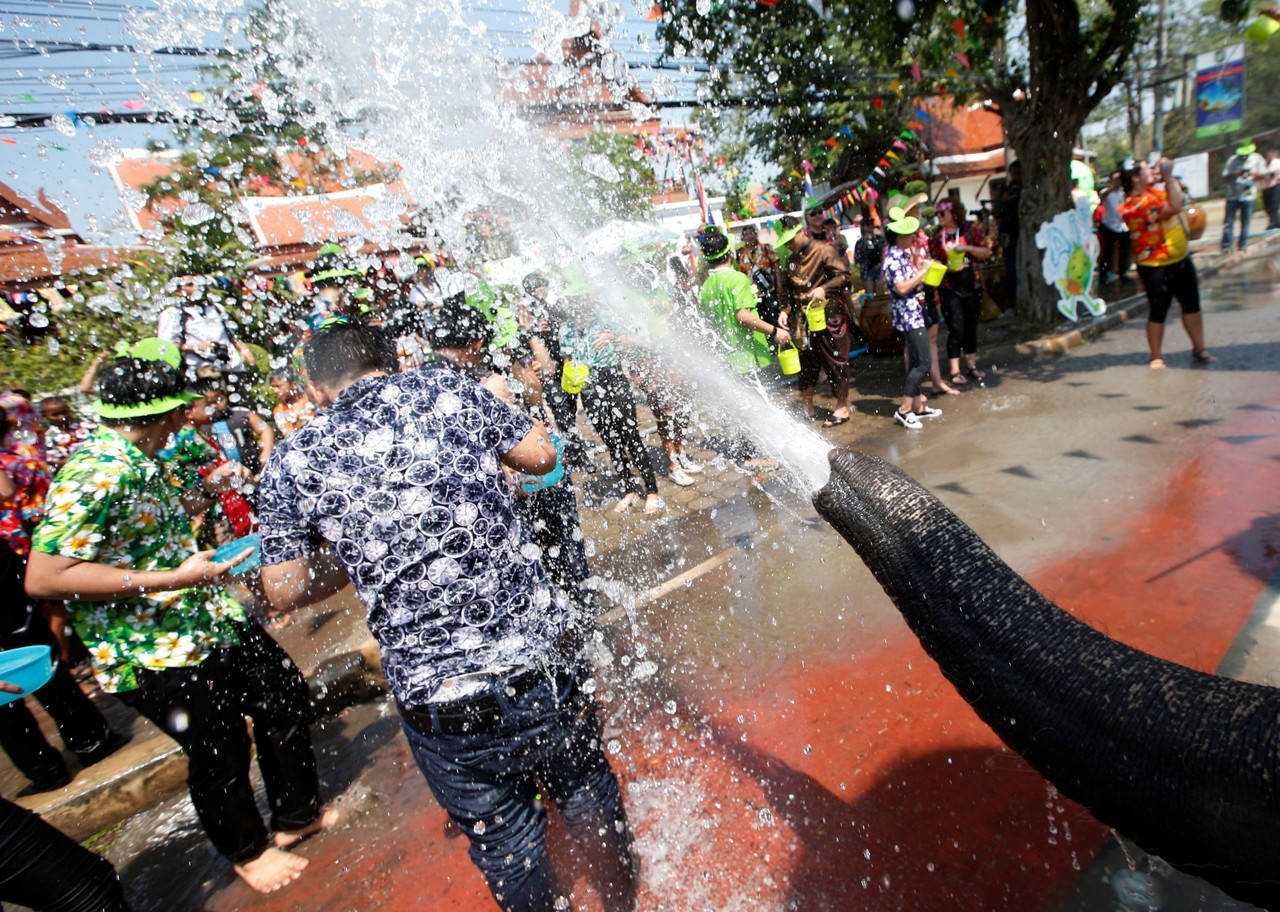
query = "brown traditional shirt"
(783, 237, 851, 330)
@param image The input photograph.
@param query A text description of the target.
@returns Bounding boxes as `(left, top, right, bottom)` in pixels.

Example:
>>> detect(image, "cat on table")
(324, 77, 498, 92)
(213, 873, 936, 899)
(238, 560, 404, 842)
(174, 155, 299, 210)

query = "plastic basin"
(0, 645, 54, 705)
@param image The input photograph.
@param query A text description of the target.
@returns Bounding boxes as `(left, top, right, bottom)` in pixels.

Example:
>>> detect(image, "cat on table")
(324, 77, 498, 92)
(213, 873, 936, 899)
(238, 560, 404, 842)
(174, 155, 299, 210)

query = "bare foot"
(274, 806, 341, 849)
(613, 492, 637, 514)
(1149, 357, 1166, 370)
(234, 846, 308, 893)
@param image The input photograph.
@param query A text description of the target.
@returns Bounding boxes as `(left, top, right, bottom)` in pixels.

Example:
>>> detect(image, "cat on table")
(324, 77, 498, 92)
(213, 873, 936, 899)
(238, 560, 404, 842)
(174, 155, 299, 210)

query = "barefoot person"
(1119, 158, 1215, 368)
(24, 340, 334, 894)
(257, 322, 637, 912)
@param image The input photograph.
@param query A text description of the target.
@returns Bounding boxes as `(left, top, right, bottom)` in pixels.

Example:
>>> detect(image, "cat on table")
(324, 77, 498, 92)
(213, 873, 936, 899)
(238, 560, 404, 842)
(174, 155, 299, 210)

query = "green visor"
(96, 390, 197, 420)
(772, 224, 804, 251)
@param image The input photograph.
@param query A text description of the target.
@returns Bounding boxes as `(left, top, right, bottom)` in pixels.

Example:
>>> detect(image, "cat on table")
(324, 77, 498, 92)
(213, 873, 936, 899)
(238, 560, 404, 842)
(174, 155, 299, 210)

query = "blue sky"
(0, 0, 694, 244)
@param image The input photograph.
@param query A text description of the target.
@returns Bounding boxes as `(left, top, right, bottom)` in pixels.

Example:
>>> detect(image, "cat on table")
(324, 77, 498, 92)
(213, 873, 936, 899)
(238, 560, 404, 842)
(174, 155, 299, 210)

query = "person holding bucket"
(926, 200, 993, 387)
(883, 208, 945, 430)
(774, 218, 853, 428)
(697, 228, 791, 374)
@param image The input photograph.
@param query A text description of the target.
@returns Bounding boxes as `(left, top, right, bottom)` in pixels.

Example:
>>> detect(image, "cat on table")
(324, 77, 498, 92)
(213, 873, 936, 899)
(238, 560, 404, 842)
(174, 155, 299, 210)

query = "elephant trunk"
(813, 447, 1280, 909)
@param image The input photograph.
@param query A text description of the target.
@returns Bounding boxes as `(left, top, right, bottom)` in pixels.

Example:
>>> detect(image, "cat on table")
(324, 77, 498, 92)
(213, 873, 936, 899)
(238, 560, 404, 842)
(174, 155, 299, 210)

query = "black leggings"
(1138, 257, 1200, 324)
(940, 286, 980, 359)
(903, 327, 931, 398)
(116, 622, 319, 864)
(580, 367, 658, 497)
(0, 795, 129, 911)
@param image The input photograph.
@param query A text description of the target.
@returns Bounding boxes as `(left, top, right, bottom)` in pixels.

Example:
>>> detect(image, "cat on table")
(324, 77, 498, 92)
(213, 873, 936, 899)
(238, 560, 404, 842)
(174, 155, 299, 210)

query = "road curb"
(984, 235, 1280, 370)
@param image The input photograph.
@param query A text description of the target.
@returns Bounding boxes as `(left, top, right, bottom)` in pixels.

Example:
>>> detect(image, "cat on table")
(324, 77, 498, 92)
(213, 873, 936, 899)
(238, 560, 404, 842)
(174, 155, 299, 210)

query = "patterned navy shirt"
(257, 368, 570, 706)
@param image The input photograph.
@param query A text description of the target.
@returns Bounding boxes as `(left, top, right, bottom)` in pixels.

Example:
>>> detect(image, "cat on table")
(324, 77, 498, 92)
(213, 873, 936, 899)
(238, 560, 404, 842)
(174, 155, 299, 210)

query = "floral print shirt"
(257, 368, 570, 707)
(44, 419, 96, 473)
(30, 426, 245, 693)
(1120, 188, 1188, 268)
(0, 450, 50, 557)
(883, 244, 926, 332)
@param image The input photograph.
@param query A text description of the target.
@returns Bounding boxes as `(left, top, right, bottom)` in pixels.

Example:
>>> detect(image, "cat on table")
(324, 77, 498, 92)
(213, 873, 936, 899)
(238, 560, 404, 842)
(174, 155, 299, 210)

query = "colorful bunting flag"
(123, 100, 145, 111)
(952, 17, 966, 39)
(910, 62, 922, 81)
(956, 51, 970, 68)
(646, 3, 662, 18)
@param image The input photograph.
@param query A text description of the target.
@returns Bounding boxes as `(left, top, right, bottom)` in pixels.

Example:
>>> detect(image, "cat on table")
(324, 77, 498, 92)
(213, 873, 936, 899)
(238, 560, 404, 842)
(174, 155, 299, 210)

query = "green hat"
(128, 336, 183, 371)
(312, 267, 363, 285)
(95, 337, 197, 420)
(772, 223, 805, 251)
(884, 206, 920, 236)
(1237, 140, 1257, 155)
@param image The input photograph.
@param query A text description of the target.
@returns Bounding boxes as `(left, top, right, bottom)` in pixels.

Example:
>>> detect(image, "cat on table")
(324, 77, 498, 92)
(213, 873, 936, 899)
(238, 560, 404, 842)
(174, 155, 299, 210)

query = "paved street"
(24, 255, 1280, 911)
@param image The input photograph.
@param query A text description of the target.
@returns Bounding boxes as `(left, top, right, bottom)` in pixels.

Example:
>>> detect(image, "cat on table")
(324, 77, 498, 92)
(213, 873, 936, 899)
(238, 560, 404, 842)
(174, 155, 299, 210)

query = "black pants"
(1098, 225, 1131, 276)
(115, 622, 318, 863)
(524, 485, 590, 606)
(0, 656, 113, 788)
(940, 286, 980, 359)
(0, 541, 114, 789)
(1002, 240, 1018, 313)
(0, 795, 129, 912)
(1265, 185, 1280, 229)
(579, 367, 657, 497)
(903, 327, 931, 398)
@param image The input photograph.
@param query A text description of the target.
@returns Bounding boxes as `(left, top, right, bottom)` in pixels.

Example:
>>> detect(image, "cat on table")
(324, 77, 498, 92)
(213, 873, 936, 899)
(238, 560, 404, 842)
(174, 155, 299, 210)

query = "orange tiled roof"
(918, 97, 1007, 179)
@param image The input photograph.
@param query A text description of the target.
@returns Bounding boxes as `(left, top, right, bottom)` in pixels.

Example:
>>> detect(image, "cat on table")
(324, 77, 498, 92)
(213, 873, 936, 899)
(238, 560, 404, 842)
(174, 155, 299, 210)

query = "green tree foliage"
(565, 129, 659, 227)
(659, 0, 1145, 324)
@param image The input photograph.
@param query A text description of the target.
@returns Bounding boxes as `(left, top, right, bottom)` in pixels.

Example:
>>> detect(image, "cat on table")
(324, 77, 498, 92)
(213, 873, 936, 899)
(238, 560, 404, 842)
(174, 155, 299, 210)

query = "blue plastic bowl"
(0, 645, 54, 705)
(214, 533, 260, 577)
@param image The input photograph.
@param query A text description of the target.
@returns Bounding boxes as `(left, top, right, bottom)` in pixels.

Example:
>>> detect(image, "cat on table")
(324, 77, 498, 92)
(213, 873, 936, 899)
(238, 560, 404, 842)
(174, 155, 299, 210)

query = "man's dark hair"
(698, 227, 731, 261)
(779, 215, 800, 230)
(822, 217, 839, 228)
(1120, 167, 1139, 196)
(428, 293, 491, 349)
(303, 322, 397, 388)
(521, 272, 549, 295)
(97, 357, 187, 427)
(191, 377, 224, 397)
(38, 395, 66, 412)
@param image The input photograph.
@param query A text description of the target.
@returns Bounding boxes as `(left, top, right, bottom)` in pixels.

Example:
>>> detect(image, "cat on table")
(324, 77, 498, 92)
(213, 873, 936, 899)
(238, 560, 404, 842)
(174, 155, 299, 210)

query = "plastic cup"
(923, 261, 948, 287)
(1246, 14, 1279, 41)
(561, 362, 590, 394)
(804, 303, 827, 332)
(0, 645, 54, 705)
(778, 345, 801, 375)
(947, 247, 966, 271)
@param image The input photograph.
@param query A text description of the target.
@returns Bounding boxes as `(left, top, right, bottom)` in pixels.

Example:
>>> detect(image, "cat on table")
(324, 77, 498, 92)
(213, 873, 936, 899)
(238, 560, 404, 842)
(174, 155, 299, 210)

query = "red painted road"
(186, 384, 1280, 912)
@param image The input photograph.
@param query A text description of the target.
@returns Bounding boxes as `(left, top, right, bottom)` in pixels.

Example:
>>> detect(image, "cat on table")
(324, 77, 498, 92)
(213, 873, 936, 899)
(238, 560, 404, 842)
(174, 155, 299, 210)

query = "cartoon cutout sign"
(1034, 196, 1106, 322)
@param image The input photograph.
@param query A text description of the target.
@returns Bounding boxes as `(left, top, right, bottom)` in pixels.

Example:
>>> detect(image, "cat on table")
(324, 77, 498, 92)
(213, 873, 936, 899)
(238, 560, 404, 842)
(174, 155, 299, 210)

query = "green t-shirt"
(31, 426, 245, 693)
(698, 266, 771, 373)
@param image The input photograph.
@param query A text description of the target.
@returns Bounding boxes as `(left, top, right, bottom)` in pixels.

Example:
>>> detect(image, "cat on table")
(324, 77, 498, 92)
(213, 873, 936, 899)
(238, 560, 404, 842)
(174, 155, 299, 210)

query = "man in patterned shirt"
(257, 322, 637, 912)
(24, 343, 333, 895)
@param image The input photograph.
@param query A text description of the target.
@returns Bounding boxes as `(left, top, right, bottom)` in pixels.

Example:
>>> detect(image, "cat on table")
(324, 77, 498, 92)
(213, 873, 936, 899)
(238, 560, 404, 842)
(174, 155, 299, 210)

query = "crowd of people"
(0, 144, 1232, 911)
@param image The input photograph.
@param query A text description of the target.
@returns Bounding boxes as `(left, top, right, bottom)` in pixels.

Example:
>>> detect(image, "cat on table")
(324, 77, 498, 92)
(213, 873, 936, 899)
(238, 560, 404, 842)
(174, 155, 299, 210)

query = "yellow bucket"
(1246, 14, 1279, 41)
(804, 302, 827, 332)
(947, 247, 966, 271)
(778, 344, 801, 375)
(923, 261, 948, 287)
(561, 361, 590, 394)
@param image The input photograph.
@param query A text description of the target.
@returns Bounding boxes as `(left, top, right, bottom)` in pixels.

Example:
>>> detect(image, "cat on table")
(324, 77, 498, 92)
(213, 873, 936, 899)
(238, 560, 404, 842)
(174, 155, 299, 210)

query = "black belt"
(397, 664, 576, 736)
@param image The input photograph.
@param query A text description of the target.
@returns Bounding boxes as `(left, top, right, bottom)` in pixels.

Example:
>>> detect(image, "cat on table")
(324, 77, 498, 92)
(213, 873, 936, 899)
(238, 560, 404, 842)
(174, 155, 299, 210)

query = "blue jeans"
(401, 664, 636, 912)
(1222, 197, 1253, 250)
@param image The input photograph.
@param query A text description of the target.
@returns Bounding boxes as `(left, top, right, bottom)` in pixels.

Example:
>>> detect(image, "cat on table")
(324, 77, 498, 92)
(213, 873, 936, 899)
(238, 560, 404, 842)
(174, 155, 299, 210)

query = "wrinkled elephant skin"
(813, 447, 1280, 910)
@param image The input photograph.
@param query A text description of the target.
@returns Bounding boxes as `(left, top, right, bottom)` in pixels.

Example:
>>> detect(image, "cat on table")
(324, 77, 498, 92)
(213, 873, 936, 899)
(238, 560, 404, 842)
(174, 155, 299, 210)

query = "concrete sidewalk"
(7, 213, 1279, 848)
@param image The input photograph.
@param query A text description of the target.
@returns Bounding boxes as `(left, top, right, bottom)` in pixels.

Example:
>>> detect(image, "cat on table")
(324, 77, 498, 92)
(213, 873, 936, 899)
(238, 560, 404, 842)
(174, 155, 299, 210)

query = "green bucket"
(778, 344, 801, 375)
(561, 361, 590, 394)
(804, 303, 827, 332)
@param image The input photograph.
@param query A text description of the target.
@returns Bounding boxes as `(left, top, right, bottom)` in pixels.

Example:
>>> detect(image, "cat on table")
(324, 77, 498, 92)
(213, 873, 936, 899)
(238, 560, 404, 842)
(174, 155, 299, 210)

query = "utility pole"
(1152, 0, 1168, 153)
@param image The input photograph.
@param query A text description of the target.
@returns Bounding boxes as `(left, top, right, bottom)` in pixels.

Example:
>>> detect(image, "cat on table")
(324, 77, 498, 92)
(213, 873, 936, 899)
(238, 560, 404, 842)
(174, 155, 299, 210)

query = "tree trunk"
(1009, 127, 1076, 325)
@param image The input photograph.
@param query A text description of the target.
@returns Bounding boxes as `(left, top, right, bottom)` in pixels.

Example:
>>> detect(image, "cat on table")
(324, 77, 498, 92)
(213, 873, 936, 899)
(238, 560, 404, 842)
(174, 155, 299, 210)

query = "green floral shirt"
(31, 427, 244, 693)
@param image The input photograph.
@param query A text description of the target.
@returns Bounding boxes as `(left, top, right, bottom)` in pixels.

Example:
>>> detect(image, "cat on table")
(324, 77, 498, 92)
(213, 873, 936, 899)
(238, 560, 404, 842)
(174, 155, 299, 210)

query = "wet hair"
(38, 396, 67, 413)
(97, 357, 188, 427)
(521, 272, 549, 295)
(822, 217, 839, 228)
(303, 321, 397, 389)
(779, 215, 801, 230)
(698, 227, 731, 261)
(268, 368, 293, 385)
(429, 292, 491, 349)
(190, 377, 224, 397)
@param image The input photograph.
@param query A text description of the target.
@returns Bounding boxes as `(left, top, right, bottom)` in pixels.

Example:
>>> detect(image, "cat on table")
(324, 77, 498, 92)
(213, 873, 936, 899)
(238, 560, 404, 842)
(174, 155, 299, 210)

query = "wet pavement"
(8, 246, 1280, 911)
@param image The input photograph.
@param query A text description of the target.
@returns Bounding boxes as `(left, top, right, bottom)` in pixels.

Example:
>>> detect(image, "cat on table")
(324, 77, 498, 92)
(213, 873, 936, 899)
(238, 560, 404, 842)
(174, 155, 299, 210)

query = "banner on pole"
(1195, 44, 1245, 139)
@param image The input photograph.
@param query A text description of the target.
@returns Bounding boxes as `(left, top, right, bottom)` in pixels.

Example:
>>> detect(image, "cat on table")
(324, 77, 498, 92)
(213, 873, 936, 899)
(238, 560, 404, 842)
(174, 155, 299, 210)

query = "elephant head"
(813, 447, 1280, 910)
